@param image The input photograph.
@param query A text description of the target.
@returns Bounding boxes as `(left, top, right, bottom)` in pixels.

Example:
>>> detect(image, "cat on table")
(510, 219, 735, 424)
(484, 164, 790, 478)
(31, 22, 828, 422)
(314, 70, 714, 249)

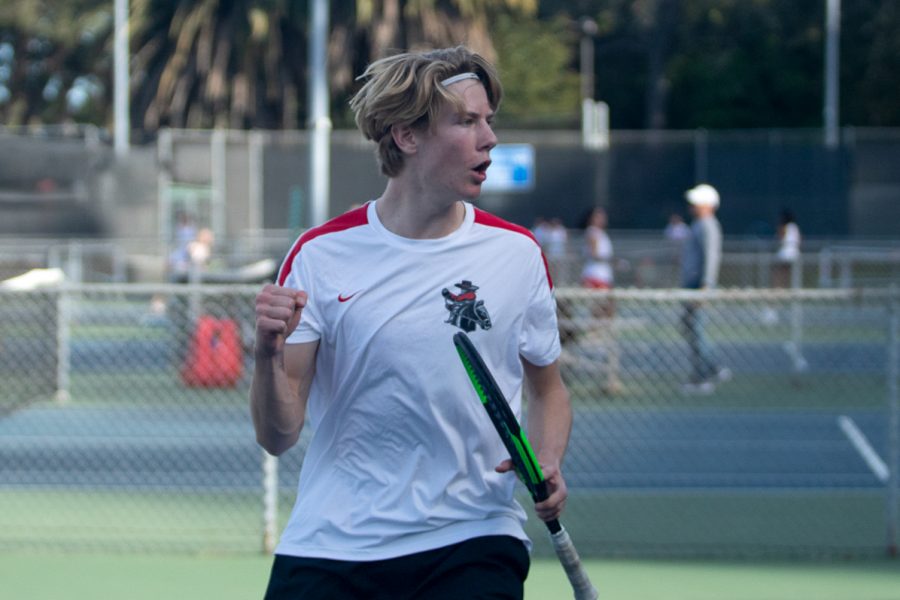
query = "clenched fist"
(254, 284, 307, 358)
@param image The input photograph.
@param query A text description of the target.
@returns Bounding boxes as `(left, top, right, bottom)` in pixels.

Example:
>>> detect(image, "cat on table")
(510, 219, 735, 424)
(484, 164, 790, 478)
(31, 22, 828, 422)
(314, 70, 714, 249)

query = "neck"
(376, 181, 466, 239)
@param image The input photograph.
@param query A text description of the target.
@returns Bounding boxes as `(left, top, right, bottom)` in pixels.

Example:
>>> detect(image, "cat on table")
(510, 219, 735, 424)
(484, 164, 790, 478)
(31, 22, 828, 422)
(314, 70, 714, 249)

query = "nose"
(480, 121, 497, 151)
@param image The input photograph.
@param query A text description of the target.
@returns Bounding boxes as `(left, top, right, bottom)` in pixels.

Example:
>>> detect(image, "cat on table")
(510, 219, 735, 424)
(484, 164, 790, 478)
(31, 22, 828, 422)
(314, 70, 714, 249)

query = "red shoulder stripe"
(277, 204, 370, 286)
(473, 208, 554, 289)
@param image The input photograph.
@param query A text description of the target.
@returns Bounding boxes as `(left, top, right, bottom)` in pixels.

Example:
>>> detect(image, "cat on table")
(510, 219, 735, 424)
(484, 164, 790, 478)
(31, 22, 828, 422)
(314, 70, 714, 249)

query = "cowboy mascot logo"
(442, 280, 492, 333)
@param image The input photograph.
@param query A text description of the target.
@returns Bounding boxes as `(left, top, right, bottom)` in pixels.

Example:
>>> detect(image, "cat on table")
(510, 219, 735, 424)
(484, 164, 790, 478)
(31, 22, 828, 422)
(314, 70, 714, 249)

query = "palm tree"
(129, 1, 307, 130)
(128, 0, 536, 133)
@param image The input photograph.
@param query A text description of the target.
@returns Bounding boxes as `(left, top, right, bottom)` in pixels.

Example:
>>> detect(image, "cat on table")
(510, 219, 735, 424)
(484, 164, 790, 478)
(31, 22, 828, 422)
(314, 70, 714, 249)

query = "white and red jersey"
(580, 225, 614, 287)
(274, 200, 560, 561)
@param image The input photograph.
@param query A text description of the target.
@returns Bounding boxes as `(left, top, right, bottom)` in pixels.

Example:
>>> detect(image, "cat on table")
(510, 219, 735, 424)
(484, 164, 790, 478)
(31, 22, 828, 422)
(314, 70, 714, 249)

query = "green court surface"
(1, 553, 899, 600)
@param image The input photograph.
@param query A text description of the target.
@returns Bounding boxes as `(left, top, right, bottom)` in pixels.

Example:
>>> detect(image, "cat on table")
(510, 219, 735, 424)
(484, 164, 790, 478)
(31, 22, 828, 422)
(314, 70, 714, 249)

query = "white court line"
(838, 415, 889, 483)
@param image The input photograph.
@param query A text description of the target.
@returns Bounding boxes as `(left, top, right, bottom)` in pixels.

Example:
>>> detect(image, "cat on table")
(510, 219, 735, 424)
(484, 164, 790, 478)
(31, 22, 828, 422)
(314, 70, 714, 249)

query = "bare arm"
(522, 358, 573, 522)
(250, 284, 318, 456)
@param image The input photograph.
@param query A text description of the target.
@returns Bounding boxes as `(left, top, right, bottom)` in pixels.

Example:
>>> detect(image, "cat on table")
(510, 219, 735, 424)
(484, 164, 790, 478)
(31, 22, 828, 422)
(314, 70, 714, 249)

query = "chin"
(459, 185, 484, 200)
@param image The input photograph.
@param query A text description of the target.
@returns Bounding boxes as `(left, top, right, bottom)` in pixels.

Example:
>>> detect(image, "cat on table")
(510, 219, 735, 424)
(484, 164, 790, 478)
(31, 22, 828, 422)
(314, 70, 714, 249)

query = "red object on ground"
(181, 316, 243, 388)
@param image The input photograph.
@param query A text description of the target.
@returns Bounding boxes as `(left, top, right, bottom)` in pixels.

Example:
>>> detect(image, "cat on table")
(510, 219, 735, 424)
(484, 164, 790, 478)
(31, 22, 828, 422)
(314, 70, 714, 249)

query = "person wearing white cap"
(680, 183, 731, 393)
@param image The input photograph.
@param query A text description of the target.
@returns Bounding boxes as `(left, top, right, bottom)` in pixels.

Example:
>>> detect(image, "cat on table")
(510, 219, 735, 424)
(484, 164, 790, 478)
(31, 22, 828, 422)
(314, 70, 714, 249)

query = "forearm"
(250, 350, 307, 456)
(528, 386, 572, 470)
(523, 361, 572, 471)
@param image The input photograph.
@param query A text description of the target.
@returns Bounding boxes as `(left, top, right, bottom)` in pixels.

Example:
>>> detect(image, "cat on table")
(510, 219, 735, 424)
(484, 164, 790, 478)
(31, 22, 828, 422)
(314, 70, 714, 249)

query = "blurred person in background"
(761, 208, 802, 325)
(580, 207, 613, 291)
(250, 46, 571, 600)
(168, 211, 197, 281)
(664, 212, 690, 243)
(680, 184, 731, 394)
(531, 216, 549, 246)
(774, 208, 801, 288)
(187, 228, 215, 276)
(169, 226, 215, 283)
(537, 216, 569, 283)
(663, 211, 691, 286)
(578, 206, 620, 393)
(544, 217, 568, 263)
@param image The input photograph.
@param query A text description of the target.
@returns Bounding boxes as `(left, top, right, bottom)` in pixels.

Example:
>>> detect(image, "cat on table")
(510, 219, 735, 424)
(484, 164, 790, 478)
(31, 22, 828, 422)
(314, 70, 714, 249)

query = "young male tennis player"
(251, 46, 573, 599)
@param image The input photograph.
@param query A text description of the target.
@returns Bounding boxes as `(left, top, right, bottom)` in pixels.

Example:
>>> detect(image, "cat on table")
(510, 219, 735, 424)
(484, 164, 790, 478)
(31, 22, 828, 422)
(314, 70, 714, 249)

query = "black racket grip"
(533, 481, 563, 534)
(534, 480, 550, 502)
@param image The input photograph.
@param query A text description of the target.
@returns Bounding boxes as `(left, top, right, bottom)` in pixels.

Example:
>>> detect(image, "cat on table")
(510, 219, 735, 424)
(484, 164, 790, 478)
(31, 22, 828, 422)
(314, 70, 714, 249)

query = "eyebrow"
(463, 109, 494, 121)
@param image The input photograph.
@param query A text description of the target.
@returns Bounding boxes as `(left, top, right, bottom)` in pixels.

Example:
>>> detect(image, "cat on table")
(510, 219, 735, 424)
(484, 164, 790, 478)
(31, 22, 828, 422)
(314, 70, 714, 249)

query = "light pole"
(113, 0, 129, 157)
(579, 17, 608, 150)
(580, 17, 598, 102)
(823, 0, 840, 149)
(308, 0, 331, 227)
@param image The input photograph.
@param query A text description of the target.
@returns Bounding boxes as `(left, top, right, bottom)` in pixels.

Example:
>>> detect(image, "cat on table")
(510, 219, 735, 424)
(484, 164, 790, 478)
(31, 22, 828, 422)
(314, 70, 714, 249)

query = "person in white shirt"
(575, 206, 621, 392)
(580, 207, 614, 290)
(774, 208, 801, 288)
(250, 46, 572, 600)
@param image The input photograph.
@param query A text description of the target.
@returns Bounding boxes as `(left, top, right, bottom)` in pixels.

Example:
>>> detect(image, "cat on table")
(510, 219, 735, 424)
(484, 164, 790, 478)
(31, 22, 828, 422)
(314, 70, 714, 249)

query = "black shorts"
(263, 535, 530, 600)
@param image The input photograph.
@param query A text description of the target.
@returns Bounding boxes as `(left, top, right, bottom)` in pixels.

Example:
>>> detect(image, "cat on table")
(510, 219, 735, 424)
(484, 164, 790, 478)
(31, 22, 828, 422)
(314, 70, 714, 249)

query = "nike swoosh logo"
(338, 291, 361, 303)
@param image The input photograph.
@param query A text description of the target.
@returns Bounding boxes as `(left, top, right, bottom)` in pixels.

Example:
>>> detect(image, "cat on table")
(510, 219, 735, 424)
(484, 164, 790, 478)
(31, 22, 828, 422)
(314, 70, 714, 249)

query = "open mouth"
(473, 160, 491, 174)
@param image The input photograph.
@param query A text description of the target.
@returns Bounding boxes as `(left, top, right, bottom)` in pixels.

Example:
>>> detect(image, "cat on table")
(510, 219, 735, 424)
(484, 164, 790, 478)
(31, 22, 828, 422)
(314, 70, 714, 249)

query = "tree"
(129, 1, 307, 130)
(0, 1, 112, 127)
(491, 14, 580, 128)
(843, 0, 900, 126)
(3, 1, 900, 131)
(129, 0, 539, 132)
(667, 1, 823, 129)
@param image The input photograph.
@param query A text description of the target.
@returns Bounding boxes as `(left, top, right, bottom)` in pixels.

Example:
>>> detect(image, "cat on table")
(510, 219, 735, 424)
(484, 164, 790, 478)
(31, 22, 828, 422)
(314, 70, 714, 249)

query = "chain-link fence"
(545, 235, 900, 290)
(1, 284, 897, 558)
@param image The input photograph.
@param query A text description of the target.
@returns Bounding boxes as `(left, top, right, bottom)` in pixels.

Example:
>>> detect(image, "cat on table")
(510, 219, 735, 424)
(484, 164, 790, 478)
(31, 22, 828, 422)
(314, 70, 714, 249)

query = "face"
(590, 209, 607, 228)
(409, 80, 498, 201)
(689, 203, 713, 218)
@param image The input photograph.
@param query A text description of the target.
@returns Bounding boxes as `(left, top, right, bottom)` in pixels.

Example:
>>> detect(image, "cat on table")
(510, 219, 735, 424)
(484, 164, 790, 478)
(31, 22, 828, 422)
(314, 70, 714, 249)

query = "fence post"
(262, 451, 279, 554)
(789, 260, 808, 372)
(67, 241, 83, 283)
(819, 248, 832, 288)
(55, 284, 71, 404)
(887, 286, 899, 557)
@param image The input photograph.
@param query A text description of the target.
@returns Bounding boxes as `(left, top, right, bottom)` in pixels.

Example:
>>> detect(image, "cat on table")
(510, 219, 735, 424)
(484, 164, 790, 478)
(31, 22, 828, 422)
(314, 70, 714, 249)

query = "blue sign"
(482, 144, 535, 193)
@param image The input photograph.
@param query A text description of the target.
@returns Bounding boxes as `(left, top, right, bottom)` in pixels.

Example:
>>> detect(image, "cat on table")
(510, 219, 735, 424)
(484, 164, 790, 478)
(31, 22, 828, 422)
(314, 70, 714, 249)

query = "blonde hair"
(349, 46, 503, 177)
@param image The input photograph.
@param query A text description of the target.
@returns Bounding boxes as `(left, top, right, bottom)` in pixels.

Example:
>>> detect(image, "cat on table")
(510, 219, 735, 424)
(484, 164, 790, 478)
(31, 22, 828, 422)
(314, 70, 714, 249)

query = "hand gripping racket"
(453, 332, 598, 600)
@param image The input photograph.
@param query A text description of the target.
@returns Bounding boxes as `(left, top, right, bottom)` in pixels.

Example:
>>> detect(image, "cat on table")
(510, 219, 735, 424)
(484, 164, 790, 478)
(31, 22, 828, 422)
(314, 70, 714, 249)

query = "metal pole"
(824, 0, 841, 149)
(55, 285, 71, 404)
(789, 259, 808, 372)
(211, 129, 227, 241)
(114, 0, 130, 157)
(887, 286, 899, 556)
(248, 131, 264, 246)
(579, 18, 597, 102)
(262, 451, 279, 553)
(308, 0, 331, 227)
(158, 129, 174, 263)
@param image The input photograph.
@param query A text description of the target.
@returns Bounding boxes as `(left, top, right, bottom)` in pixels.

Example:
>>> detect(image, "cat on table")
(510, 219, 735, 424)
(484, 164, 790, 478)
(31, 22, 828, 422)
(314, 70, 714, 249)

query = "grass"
(1, 552, 899, 600)
(3, 488, 892, 562)
(0, 489, 264, 554)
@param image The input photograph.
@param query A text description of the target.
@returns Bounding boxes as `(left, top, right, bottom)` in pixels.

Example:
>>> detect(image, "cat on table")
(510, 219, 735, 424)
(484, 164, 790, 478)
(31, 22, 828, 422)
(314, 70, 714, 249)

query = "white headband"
(441, 72, 479, 87)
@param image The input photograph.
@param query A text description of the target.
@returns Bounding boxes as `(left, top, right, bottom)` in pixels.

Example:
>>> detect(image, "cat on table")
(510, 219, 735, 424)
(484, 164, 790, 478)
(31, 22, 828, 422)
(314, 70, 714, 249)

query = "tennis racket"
(453, 332, 598, 600)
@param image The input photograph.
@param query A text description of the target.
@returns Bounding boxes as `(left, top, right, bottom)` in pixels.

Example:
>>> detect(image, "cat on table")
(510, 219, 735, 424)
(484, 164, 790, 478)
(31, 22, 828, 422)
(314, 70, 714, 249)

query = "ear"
(390, 123, 418, 156)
